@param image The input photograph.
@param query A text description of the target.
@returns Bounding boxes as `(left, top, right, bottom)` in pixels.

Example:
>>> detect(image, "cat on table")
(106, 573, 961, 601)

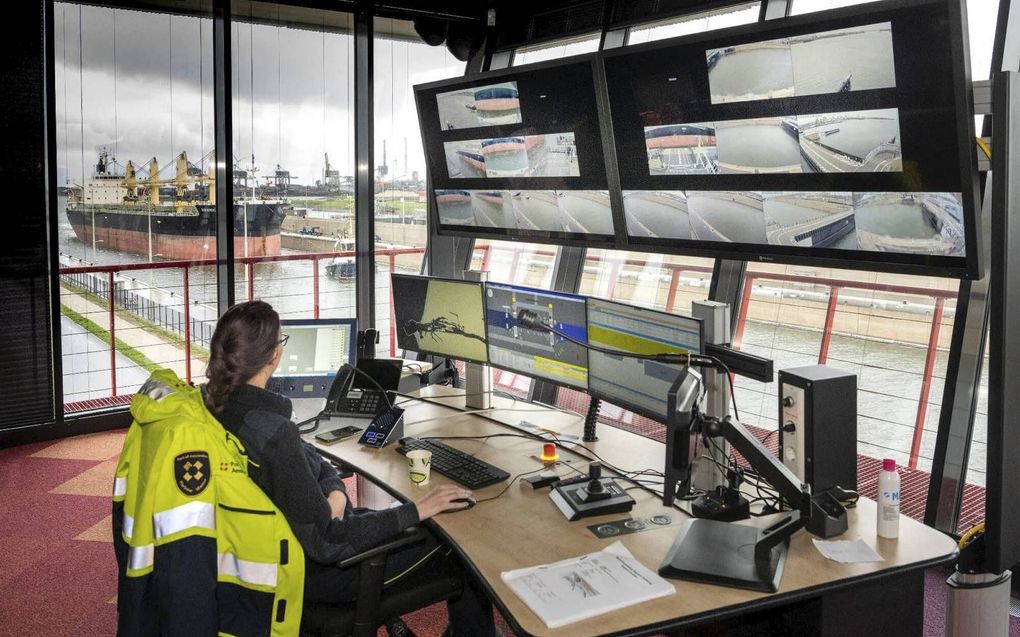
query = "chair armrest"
(338, 526, 427, 569)
(327, 457, 355, 480)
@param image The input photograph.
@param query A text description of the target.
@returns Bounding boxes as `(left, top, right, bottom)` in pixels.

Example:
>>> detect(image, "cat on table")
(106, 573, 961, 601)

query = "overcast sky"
(54, 3, 464, 186)
(55, 1, 1003, 187)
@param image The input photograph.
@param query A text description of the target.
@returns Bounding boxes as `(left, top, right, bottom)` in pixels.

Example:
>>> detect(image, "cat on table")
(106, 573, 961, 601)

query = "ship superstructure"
(65, 148, 288, 260)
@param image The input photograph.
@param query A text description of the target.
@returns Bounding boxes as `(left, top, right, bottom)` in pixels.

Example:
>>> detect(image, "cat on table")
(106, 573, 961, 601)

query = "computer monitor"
(391, 273, 489, 365)
(270, 318, 357, 399)
(484, 282, 588, 390)
(586, 298, 703, 423)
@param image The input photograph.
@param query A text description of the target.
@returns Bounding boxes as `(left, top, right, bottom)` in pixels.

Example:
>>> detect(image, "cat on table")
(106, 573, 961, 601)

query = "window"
(374, 17, 465, 353)
(512, 33, 601, 65)
(626, 3, 761, 45)
(734, 262, 960, 487)
(55, 2, 214, 409)
(231, 3, 355, 327)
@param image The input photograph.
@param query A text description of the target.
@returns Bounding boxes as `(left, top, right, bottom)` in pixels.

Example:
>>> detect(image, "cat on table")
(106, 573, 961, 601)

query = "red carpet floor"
(1, 429, 1016, 636)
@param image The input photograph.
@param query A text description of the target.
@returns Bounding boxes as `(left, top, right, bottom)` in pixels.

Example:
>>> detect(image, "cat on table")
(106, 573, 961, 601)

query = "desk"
(308, 385, 957, 637)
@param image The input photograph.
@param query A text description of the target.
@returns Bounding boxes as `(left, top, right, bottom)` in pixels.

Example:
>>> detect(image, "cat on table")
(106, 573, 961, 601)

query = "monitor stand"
(464, 361, 491, 410)
(659, 513, 802, 593)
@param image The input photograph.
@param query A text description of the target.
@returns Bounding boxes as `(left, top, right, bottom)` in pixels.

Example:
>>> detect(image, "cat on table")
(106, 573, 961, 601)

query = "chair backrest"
(112, 368, 306, 636)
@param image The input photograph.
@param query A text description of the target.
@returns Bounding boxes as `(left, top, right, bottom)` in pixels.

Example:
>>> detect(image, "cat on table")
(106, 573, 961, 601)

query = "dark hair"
(204, 300, 280, 414)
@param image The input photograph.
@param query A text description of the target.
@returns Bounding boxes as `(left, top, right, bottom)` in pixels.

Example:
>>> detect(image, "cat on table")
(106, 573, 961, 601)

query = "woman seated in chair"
(204, 300, 498, 637)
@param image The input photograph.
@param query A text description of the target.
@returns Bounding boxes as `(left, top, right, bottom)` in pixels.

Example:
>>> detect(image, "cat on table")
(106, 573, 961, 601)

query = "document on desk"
(500, 540, 675, 628)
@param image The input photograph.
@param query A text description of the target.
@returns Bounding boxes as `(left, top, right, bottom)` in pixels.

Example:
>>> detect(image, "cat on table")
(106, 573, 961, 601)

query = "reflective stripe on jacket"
(112, 368, 305, 636)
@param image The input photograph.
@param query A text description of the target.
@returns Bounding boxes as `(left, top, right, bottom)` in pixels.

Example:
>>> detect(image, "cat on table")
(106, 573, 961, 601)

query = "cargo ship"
(65, 149, 287, 261)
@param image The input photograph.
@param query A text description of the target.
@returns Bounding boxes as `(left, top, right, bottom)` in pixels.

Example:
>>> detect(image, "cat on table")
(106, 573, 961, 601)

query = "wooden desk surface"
(310, 386, 957, 637)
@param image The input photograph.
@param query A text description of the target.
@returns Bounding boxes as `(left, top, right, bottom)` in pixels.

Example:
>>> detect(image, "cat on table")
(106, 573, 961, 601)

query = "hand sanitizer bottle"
(877, 458, 900, 539)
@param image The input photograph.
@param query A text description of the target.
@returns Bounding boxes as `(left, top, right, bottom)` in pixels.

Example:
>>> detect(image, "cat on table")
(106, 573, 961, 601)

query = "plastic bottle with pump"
(877, 458, 900, 538)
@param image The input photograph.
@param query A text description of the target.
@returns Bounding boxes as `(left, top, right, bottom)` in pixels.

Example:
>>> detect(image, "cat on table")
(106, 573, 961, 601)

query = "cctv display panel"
(416, 57, 618, 247)
(603, 0, 979, 277)
(271, 318, 357, 398)
(587, 299, 704, 423)
(391, 274, 489, 365)
(484, 282, 589, 390)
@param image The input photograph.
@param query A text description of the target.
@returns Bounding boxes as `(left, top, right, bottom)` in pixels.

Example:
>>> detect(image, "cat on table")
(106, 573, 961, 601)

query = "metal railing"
(60, 244, 970, 472)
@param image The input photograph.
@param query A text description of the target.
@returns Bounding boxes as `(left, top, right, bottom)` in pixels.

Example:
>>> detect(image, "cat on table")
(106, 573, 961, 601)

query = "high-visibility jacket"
(112, 368, 305, 636)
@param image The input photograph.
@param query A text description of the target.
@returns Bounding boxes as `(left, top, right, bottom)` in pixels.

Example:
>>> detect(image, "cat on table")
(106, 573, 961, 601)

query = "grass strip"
(60, 281, 210, 362)
(61, 303, 162, 374)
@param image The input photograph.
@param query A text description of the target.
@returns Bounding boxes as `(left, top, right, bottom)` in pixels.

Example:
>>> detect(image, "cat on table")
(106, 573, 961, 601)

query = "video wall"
(415, 0, 979, 277)
(416, 61, 617, 245)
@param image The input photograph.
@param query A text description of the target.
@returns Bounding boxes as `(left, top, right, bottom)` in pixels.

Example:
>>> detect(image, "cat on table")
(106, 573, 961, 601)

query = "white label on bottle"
(882, 506, 899, 522)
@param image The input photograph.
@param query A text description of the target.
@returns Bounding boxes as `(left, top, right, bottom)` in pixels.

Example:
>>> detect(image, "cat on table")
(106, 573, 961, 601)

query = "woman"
(204, 300, 497, 637)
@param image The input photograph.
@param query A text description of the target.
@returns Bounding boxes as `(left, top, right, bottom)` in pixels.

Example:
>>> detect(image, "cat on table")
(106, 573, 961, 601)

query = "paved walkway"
(60, 284, 208, 384)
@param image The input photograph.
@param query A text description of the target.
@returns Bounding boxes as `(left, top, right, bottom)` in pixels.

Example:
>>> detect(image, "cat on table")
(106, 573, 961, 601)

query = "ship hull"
(66, 202, 286, 260)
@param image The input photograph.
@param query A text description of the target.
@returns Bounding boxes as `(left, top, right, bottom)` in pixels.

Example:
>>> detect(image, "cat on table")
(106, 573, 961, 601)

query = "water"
(57, 194, 374, 317)
(764, 200, 833, 226)
(709, 47, 793, 100)
(855, 200, 937, 240)
(716, 124, 800, 170)
(822, 117, 900, 158)
(687, 193, 767, 243)
(791, 28, 896, 94)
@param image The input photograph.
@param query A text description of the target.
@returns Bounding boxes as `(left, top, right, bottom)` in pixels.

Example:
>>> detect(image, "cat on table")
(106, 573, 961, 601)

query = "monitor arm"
(665, 368, 848, 541)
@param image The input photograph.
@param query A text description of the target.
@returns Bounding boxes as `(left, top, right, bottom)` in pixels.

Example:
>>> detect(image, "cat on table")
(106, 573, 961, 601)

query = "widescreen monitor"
(270, 318, 357, 398)
(391, 273, 489, 365)
(484, 282, 588, 390)
(602, 0, 980, 278)
(587, 298, 703, 423)
(415, 57, 618, 247)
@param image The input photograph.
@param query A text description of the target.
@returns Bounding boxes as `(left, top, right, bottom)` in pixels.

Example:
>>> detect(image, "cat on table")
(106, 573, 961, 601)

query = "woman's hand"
(413, 485, 473, 521)
(327, 490, 348, 520)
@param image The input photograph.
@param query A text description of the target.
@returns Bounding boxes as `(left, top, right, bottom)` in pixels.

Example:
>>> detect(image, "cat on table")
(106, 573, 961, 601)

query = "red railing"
(61, 243, 961, 471)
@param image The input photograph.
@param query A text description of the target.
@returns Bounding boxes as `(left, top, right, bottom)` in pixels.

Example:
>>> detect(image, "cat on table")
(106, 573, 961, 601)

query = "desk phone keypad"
(339, 390, 385, 416)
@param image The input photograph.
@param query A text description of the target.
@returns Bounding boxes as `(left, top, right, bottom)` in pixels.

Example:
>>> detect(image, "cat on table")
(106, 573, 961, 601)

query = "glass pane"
(231, 3, 355, 334)
(56, 2, 214, 412)
(375, 17, 465, 355)
(626, 3, 761, 45)
(512, 34, 601, 65)
(735, 263, 960, 511)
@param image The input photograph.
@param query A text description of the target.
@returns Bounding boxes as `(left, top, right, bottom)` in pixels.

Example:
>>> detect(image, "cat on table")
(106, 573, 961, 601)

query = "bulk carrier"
(65, 149, 287, 260)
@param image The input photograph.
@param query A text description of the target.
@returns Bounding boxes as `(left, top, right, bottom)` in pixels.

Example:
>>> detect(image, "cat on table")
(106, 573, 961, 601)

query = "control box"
(778, 365, 857, 494)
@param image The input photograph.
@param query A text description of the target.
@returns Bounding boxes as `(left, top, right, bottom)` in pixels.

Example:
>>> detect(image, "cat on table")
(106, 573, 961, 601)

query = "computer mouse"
(449, 497, 476, 511)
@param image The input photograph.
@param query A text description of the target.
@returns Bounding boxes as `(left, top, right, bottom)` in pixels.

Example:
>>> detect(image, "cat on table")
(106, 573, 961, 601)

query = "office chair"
(300, 526, 464, 637)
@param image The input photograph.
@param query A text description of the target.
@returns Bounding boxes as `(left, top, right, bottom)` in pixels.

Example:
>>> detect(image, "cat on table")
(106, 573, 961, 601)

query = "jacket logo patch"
(174, 451, 210, 496)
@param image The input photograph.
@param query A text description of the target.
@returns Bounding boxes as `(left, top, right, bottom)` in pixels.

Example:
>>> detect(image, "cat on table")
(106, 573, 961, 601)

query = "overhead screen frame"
(390, 273, 491, 366)
(414, 54, 625, 249)
(585, 298, 705, 425)
(414, 0, 980, 279)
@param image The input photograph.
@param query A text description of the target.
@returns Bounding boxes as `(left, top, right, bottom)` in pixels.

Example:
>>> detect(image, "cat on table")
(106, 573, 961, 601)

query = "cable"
(958, 522, 985, 550)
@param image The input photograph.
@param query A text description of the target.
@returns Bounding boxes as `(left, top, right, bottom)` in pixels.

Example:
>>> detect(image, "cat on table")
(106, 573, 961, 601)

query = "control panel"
(779, 383, 805, 481)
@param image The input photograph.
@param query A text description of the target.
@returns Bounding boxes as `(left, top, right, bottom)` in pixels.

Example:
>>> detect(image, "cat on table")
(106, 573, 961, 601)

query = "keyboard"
(397, 438, 510, 490)
(334, 389, 387, 417)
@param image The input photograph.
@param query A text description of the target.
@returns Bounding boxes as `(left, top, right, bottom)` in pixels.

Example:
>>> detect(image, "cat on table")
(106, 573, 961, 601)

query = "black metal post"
(354, 9, 375, 327)
(213, 0, 235, 314)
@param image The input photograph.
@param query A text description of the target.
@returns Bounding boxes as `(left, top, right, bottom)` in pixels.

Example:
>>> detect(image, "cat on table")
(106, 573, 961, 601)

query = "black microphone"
(514, 308, 718, 368)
